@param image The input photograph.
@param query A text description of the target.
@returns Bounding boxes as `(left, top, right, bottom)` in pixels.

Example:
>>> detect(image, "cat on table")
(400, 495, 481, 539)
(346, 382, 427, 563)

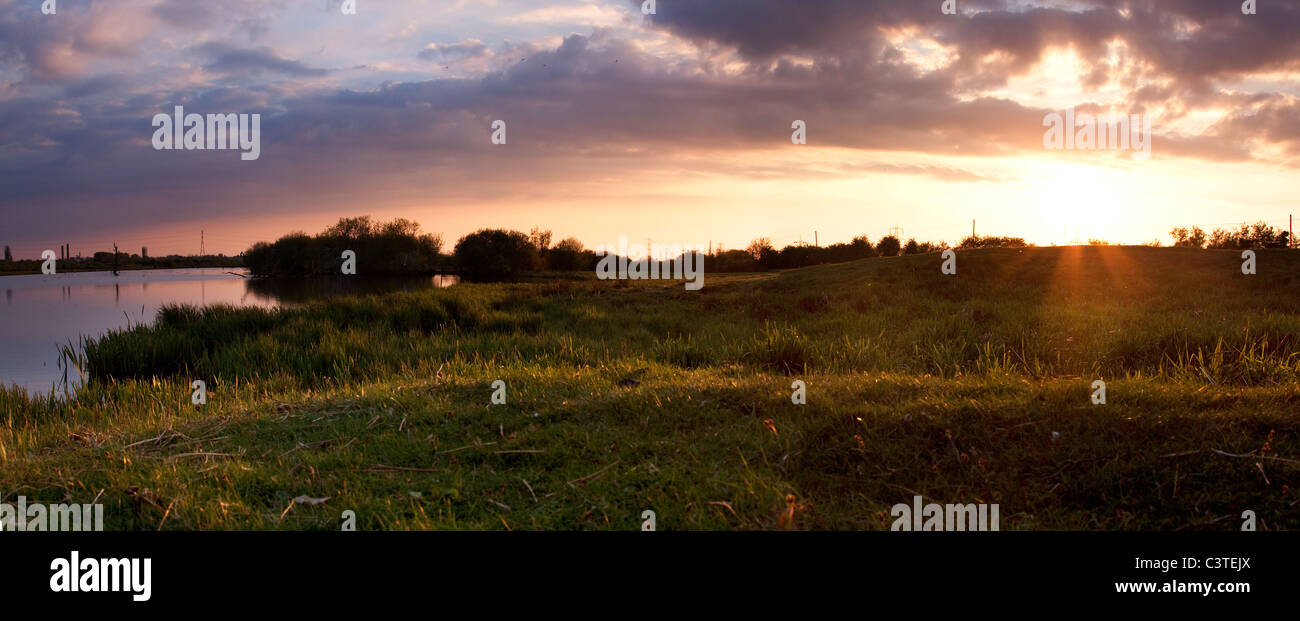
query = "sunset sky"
(2, 0, 1298, 258)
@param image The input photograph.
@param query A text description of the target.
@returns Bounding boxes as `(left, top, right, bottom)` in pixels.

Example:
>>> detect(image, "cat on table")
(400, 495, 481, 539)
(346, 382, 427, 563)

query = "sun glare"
(1030, 163, 1134, 244)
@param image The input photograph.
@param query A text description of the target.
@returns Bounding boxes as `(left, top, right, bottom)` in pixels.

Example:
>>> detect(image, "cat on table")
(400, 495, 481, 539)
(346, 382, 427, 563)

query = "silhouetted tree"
(244, 218, 443, 276)
(454, 229, 537, 281)
(1206, 221, 1283, 249)
(958, 235, 1028, 249)
(708, 249, 760, 272)
(1169, 226, 1207, 248)
(323, 216, 376, 239)
(876, 235, 901, 257)
(547, 237, 589, 271)
(746, 238, 773, 260)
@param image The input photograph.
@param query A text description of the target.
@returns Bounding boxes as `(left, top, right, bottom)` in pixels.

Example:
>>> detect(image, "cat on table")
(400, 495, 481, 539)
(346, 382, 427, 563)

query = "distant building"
(142, 246, 148, 258)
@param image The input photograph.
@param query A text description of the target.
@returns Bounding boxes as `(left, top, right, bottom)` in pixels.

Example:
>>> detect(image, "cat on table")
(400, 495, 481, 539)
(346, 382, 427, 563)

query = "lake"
(0, 268, 458, 395)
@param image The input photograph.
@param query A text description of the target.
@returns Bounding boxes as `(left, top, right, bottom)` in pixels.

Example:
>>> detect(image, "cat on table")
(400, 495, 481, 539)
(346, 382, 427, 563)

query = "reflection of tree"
(244, 275, 458, 305)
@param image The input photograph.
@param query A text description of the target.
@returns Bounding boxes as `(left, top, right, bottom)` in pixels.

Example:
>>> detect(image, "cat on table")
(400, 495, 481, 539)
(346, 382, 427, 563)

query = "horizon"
(2, 217, 1293, 263)
(3, 0, 1299, 257)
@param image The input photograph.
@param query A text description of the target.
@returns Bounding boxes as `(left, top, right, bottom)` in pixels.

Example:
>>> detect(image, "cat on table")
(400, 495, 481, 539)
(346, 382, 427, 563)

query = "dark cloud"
(152, 0, 215, 28)
(64, 74, 127, 98)
(199, 43, 329, 78)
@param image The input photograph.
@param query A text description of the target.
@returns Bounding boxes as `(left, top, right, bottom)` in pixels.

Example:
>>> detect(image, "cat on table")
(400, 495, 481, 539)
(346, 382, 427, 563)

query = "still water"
(0, 268, 458, 394)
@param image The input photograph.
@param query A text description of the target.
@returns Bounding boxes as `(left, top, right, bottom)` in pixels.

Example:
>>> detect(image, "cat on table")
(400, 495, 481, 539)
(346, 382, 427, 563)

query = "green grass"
(2, 246, 1297, 530)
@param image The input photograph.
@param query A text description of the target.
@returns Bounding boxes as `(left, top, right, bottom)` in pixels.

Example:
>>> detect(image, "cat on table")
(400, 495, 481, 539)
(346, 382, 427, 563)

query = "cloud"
(0, 0, 150, 82)
(151, 0, 215, 28)
(418, 39, 491, 61)
(4, 1, 1300, 249)
(499, 3, 629, 27)
(199, 43, 329, 78)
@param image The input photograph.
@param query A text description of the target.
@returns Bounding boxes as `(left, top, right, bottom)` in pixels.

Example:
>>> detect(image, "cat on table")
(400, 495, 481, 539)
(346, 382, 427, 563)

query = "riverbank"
(0, 259, 244, 276)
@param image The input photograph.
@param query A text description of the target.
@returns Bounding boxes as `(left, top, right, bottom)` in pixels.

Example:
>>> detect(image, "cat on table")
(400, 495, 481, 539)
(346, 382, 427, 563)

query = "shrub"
(454, 229, 538, 282)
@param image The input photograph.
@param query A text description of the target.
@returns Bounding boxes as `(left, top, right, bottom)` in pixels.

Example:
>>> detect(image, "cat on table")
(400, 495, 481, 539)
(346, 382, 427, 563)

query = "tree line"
(13, 216, 1280, 280)
(449, 230, 1028, 280)
(1168, 222, 1291, 250)
(224, 217, 1041, 281)
(0, 245, 239, 275)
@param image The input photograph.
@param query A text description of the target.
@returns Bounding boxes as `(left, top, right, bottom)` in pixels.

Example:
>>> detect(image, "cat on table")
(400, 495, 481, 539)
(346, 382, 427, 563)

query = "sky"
(1, 0, 1298, 258)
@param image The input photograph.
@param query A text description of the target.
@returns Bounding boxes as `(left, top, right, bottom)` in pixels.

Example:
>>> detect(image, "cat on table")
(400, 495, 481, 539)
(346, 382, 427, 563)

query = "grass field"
(2, 245, 1297, 530)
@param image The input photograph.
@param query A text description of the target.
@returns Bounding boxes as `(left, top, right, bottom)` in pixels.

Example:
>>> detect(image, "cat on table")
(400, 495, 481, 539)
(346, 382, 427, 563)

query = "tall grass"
(72, 246, 1300, 390)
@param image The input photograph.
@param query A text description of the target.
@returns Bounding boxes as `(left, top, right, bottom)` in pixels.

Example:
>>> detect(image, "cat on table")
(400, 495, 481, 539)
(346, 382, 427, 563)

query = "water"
(0, 268, 458, 395)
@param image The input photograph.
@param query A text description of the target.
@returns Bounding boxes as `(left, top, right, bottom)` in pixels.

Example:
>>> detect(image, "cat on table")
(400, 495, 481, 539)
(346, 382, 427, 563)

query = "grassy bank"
(2, 246, 1297, 530)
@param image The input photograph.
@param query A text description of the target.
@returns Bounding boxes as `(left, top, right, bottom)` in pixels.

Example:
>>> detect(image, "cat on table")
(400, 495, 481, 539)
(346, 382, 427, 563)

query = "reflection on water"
(246, 274, 460, 304)
(0, 268, 457, 395)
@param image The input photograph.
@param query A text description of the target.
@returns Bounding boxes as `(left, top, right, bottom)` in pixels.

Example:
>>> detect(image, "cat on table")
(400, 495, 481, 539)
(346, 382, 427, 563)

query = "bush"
(957, 235, 1028, 249)
(1206, 222, 1287, 249)
(546, 237, 592, 271)
(876, 235, 902, 257)
(454, 229, 538, 282)
(244, 217, 443, 276)
(1169, 226, 1207, 249)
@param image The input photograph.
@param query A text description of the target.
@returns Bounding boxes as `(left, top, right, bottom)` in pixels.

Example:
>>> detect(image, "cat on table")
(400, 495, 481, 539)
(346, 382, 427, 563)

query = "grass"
(2, 245, 1297, 530)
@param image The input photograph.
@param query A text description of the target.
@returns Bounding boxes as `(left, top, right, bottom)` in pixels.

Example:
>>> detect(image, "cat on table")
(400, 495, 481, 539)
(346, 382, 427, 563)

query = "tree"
(709, 249, 760, 272)
(1169, 226, 1207, 248)
(848, 235, 876, 259)
(548, 237, 588, 271)
(323, 216, 376, 239)
(454, 229, 537, 282)
(379, 218, 421, 238)
(528, 227, 553, 251)
(745, 237, 781, 269)
(958, 235, 1027, 249)
(1206, 221, 1282, 249)
(876, 235, 901, 257)
(242, 217, 442, 276)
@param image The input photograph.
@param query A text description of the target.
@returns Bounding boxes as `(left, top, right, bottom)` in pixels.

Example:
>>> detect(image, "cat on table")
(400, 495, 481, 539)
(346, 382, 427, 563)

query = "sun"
(1029, 162, 1134, 244)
